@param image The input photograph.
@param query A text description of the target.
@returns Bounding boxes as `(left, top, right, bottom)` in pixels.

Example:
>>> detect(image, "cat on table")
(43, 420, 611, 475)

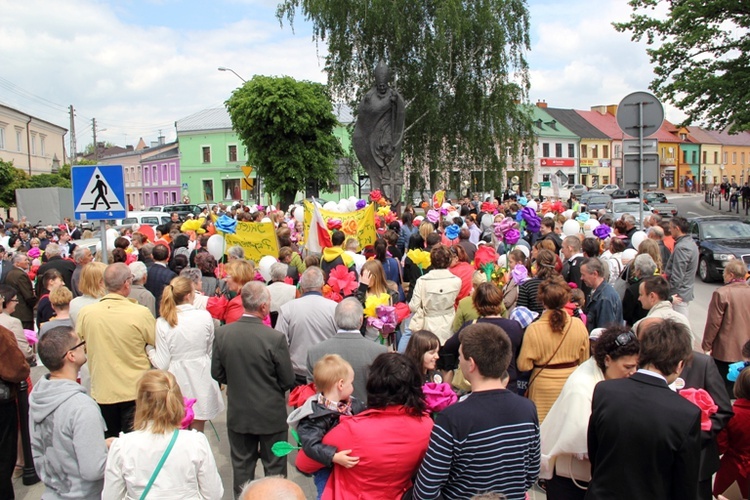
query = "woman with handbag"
(517, 277, 590, 423)
(540, 325, 639, 499)
(102, 370, 223, 500)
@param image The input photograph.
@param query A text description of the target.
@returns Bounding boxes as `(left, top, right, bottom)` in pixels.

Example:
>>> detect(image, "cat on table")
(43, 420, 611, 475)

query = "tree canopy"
(0, 159, 72, 207)
(225, 75, 342, 207)
(277, 0, 535, 194)
(614, 0, 750, 133)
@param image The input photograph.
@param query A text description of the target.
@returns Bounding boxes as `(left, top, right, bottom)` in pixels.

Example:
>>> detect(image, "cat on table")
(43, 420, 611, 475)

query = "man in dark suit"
(211, 281, 295, 497)
(0, 246, 11, 284)
(561, 235, 589, 296)
(586, 318, 702, 500)
(638, 316, 734, 500)
(144, 244, 176, 315)
(306, 298, 386, 403)
(34, 243, 76, 295)
(4, 253, 36, 330)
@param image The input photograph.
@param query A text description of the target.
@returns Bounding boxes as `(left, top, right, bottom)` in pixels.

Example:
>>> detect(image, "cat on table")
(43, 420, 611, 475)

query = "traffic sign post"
(616, 91, 664, 227)
(72, 164, 127, 258)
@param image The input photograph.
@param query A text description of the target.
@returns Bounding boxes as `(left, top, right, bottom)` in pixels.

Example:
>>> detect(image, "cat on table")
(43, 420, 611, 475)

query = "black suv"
(688, 216, 750, 282)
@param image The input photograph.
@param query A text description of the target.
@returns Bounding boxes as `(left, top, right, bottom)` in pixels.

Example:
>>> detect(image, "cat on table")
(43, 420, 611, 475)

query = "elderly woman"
(443, 283, 524, 392)
(226, 245, 245, 262)
(703, 259, 750, 395)
(103, 370, 223, 499)
(296, 353, 433, 499)
(207, 259, 255, 324)
(409, 245, 462, 345)
(541, 325, 639, 499)
(622, 254, 657, 328)
(179, 267, 209, 310)
(128, 261, 156, 316)
(517, 276, 590, 423)
(194, 252, 227, 298)
(38, 286, 74, 338)
(69, 262, 107, 324)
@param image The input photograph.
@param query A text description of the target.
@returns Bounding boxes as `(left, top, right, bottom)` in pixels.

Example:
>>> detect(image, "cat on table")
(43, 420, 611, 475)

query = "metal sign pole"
(100, 220, 107, 262)
(639, 101, 644, 229)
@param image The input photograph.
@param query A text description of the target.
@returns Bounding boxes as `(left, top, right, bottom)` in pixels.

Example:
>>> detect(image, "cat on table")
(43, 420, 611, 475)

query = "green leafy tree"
(614, 1, 750, 132)
(0, 159, 29, 208)
(26, 173, 71, 189)
(277, 0, 535, 195)
(225, 75, 343, 207)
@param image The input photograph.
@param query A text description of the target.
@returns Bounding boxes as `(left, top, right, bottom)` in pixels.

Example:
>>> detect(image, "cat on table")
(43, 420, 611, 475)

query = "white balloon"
(339, 198, 348, 206)
(562, 209, 574, 220)
(526, 200, 538, 211)
(497, 254, 508, 268)
(323, 201, 338, 211)
(338, 202, 349, 213)
(544, 212, 555, 218)
(622, 248, 638, 265)
(347, 199, 358, 212)
(206, 234, 224, 261)
(562, 219, 581, 237)
(293, 206, 304, 223)
(583, 219, 600, 238)
(348, 196, 358, 202)
(257, 255, 278, 282)
(105, 228, 119, 251)
(631, 230, 648, 251)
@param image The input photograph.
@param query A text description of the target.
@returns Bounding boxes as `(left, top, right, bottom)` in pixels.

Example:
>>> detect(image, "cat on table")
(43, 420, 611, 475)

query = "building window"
(555, 143, 562, 157)
(733, 152, 737, 164)
(724, 152, 728, 164)
(145, 192, 151, 206)
(703, 151, 707, 164)
(228, 145, 238, 162)
(591, 145, 598, 158)
(163, 191, 169, 203)
(0, 127, 5, 150)
(602, 145, 609, 158)
(30, 133, 36, 155)
(202, 179, 214, 201)
(692, 151, 697, 164)
(145, 167, 150, 186)
(714, 151, 718, 164)
(614, 144, 621, 158)
(169, 163, 177, 183)
(15, 128, 22, 152)
(137, 166, 142, 184)
(222, 179, 241, 200)
(568, 144, 575, 158)
(581, 145, 588, 158)
(162, 164, 168, 183)
(542, 143, 550, 157)
(743, 153, 746, 165)
(171, 191, 177, 203)
(683, 151, 687, 163)
(40, 135, 46, 156)
(202, 146, 211, 163)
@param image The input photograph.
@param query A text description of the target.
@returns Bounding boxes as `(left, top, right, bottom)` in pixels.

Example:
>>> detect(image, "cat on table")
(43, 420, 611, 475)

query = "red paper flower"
(327, 218, 342, 230)
(322, 284, 343, 303)
(474, 245, 499, 269)
(327, 265, 358, 297)
(481, 201, 496, 214)
(384, 211, 398, 224)
(370, 190, 383, 202)
(283, 276, 294, 285)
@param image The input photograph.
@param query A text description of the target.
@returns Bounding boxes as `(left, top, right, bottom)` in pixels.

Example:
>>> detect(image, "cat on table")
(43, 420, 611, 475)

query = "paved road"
(12, 193, 728, 500)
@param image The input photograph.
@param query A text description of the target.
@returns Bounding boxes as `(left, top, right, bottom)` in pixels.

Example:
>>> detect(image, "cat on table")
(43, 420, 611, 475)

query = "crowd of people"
(1, 189, 750, 500)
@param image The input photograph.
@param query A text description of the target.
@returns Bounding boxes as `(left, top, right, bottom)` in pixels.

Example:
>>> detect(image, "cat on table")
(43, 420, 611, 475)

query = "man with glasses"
(29, 326, 109, 499)
(76, 263, 155, 437)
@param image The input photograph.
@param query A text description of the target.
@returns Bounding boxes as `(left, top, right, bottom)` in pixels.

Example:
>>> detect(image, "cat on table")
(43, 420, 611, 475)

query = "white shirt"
(103, 428, 223, 500)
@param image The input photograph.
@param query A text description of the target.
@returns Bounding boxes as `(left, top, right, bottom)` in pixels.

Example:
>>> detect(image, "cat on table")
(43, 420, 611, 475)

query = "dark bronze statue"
(353, 61, 406, 206)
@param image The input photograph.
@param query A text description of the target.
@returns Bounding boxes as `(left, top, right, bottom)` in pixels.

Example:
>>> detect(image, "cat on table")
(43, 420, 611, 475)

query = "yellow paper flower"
(377, 205, 392, 217)
(181, 218, 207, 234)
(364, 293, 392, 318)
(406, 249, 432, 269)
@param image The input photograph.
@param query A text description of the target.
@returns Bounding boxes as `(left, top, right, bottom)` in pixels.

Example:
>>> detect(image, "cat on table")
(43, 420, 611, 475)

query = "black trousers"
(546, 472, 588, 500)
(227, 429, 288, 497)
(713, 359, 735, 400)
(98, 400, 136, 438)
(0, 400, 18, 500)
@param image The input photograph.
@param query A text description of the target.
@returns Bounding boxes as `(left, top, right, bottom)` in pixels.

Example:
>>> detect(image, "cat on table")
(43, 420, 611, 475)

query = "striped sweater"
(413, 389, 540, 500)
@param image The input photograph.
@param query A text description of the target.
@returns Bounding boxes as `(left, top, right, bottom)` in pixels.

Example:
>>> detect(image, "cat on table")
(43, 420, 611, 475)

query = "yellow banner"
(304, 201, 378, 248)
(223, 221, 279, 262)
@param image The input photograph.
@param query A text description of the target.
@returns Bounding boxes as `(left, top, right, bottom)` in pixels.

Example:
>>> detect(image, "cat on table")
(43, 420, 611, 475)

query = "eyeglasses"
(615, 331, 637, 347)
(62, 340, 86, 359)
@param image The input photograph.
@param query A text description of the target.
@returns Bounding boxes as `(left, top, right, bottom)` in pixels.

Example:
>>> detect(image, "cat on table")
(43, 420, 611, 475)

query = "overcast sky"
(0, 0, 685, 154)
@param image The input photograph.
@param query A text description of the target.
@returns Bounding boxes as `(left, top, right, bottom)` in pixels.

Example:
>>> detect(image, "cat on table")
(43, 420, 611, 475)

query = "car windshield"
(701, 221, 750, 239)
(589, 196, 611, 203)
(615, 202, 645, 213)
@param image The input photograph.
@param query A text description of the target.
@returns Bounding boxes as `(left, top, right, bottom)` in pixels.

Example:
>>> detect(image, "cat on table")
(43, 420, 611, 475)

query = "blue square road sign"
(72, 165, 127, 220)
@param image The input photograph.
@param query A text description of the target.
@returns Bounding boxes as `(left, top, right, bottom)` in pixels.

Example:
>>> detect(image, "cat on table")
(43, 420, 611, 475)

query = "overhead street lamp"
(218, 67, 247, 83)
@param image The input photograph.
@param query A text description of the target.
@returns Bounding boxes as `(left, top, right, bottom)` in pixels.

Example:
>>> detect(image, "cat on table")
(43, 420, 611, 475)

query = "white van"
(115, 211, 173, 227)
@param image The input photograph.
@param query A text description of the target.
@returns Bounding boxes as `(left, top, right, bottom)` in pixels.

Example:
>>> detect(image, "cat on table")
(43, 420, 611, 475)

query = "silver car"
(593, 184, 620, 195)
(570, 184, 588, 197)
(607, 198, 652, 226)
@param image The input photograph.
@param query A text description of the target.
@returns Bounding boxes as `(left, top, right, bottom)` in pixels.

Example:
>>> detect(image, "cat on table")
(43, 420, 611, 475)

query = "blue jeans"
(313, 468, 331, 499)
(397, 315, 412, 353)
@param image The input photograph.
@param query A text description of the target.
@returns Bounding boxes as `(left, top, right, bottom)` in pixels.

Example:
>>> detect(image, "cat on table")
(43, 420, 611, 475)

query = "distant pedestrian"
(664, 216, 698, 318)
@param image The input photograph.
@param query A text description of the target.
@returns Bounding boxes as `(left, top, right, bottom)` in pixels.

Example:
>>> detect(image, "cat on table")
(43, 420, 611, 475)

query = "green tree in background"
(615, 0, 750, 133)
(0, 159, 27, 207)
(225, 75, 342, 208)
(277, 0, 535, 194)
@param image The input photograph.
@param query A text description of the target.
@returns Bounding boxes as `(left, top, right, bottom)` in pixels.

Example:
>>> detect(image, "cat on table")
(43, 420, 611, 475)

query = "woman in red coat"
(206, 259, 255, 324)
(296, 353, 433, 500)
(714, 367, 750, 499)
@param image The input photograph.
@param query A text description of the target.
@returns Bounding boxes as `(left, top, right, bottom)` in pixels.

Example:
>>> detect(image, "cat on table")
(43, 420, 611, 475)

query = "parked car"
(148, 204, 202, 220)
(606, 198, 652, 226)
(581, 194, 612, 213)
(570, 184, 588, 197)
(593, 184, 620, 195)
(643, 192, 668, 204)
(688, 216, 750, 282)
(579, 191, 598, 206)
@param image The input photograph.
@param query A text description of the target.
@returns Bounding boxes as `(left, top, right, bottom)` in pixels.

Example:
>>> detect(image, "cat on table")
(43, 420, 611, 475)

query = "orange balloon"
(138, 225, 155, 242)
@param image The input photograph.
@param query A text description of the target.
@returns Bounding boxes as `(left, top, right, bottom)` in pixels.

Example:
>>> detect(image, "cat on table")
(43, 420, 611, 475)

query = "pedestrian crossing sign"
(72, 165, 127, 220)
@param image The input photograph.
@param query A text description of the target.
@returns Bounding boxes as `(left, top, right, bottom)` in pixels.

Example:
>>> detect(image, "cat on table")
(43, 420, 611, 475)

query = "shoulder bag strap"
(526, 317, 573, 392)
(139, 429, 179, 500)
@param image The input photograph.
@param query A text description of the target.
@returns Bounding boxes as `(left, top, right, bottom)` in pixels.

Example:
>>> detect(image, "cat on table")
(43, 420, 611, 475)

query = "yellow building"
(686, 127, 722, 189)
(705, 129, 750, 185)
(0, 104, 67, 175)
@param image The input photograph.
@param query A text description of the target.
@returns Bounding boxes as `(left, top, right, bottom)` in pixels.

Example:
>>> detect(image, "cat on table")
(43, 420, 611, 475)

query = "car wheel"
(698, 257, 714, 283)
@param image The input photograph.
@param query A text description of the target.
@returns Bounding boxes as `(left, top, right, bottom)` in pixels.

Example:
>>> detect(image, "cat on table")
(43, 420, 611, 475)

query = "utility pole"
(69, 105, 76, 164)
(92, 118, 98, 162)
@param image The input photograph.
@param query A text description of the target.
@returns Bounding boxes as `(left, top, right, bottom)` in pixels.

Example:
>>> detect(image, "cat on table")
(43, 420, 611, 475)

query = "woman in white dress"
(147, 276, 224, 432)
(103, 370, 223, 500)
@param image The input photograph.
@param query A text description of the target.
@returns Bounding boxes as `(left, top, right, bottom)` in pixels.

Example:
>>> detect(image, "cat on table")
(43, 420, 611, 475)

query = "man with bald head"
(239, 477, 305, 500)
(76, 263, 156, 437)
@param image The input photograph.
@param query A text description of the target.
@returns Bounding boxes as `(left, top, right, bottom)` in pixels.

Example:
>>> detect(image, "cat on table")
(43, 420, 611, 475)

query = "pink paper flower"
(422, 382, 458, 413)
(181, 398, 196, 429)
(327, 265, 357, 296)
(679, 388, 718, 431)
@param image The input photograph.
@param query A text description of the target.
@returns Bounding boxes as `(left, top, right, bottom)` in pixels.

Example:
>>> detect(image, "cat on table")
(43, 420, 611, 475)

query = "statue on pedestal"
(353, 61, 406, 207)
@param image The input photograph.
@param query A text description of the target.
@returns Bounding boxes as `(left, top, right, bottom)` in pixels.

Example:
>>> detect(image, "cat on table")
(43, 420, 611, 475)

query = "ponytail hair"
(538, 276, 571, 333)
(159, 276, 194, 327)
(134, 370, 184, 434)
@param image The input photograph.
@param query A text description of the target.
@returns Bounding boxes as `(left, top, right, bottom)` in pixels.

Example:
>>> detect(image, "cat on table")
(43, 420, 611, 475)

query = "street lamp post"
(218, 67, 247, 83)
